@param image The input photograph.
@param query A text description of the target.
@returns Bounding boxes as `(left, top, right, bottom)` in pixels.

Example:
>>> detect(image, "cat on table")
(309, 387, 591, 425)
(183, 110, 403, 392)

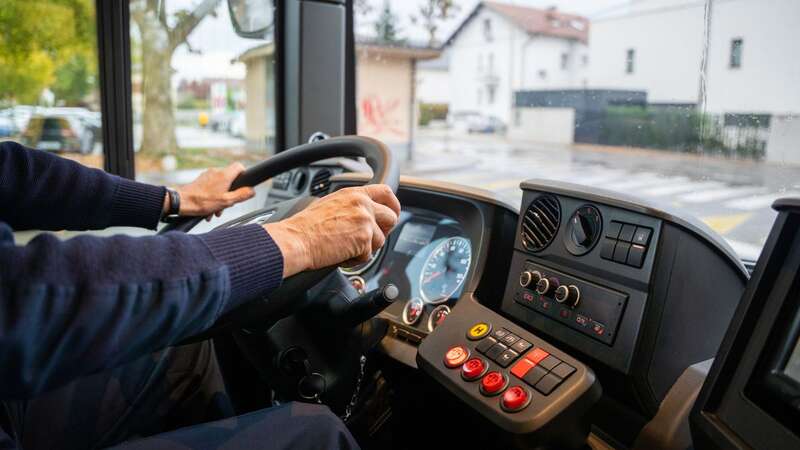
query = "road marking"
(701, 213, 753, 235)
(678, 186, 768, 203)
(725, 191, 800, 211)
(601, 173, 666, 191)
(640, 180, 722, 197)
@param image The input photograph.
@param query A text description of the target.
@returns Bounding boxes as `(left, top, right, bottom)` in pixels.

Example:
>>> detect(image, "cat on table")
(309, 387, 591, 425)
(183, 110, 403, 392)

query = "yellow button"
(467, 322, 492, 340)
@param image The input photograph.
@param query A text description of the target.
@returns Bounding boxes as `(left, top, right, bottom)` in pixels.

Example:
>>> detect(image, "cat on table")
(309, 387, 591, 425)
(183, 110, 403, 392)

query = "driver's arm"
(0, 141, 254, 231)
(0, 183, 400, 401)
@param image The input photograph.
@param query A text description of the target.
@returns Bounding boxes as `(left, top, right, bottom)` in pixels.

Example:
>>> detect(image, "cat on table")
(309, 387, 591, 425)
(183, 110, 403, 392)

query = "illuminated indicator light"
(525, 348, 550, 364)
(444, 346, 469, 368)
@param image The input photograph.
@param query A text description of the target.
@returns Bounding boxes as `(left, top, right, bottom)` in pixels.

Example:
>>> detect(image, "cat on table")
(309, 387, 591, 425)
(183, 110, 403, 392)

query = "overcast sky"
(166, 0, 631, 82)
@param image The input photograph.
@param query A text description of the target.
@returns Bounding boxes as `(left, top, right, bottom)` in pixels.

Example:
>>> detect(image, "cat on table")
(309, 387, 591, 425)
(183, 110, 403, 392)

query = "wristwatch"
(162, 187, 181, 222)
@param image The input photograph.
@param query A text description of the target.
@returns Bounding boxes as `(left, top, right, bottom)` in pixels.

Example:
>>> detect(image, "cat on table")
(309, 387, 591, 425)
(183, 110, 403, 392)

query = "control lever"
(329, 284, 399, 328)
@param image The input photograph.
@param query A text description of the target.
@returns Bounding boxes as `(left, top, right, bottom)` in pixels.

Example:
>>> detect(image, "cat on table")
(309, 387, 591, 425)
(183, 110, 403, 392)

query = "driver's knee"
(286, 402, 360, 450)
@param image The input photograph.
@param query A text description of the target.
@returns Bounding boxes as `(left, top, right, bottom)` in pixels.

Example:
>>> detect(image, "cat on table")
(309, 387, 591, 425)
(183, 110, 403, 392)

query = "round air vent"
(521, 194, 561, 252)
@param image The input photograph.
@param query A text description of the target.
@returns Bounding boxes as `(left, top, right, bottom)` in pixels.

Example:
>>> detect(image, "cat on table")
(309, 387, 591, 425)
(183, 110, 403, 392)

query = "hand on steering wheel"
(265, 184, 401, 278)
(161, 135, 400, 339)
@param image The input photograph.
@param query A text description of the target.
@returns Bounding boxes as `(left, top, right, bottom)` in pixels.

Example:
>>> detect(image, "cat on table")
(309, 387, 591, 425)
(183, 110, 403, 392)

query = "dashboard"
(265, 164, 753, 447)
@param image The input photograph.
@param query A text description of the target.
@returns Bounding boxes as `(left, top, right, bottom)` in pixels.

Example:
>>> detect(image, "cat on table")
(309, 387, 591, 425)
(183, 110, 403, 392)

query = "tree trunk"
(136, 11, 178, 156)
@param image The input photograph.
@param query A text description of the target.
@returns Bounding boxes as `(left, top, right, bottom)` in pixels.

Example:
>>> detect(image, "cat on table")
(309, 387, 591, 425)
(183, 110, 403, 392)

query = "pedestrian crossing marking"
(725, 191, 800, 211)
(701, 213, 753, 235)
(679, 186, 767, 203)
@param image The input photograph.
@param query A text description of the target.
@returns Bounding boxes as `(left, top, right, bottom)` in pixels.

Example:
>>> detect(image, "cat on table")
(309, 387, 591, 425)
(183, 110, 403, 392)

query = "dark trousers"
(2, 342, 358, 450)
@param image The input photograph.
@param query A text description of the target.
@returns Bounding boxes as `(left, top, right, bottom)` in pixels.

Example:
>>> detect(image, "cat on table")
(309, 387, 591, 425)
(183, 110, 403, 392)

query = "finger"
(224, 162, 247, 179)
(370, 221, 386, 252)
(361, 184, 401, 216)
(215, 211, 222, 217)
(223, 187, 256, 206)
(372, 203, 398, 235)
(205, 215, 212, 222)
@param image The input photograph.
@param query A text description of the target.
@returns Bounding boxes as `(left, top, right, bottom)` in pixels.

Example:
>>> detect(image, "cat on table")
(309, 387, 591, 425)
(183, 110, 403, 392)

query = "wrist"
(263, 221, 310, 277)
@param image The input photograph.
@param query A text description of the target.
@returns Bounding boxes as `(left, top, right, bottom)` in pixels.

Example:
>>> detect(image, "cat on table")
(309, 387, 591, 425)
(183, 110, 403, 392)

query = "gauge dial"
(420, 237, 472, 304)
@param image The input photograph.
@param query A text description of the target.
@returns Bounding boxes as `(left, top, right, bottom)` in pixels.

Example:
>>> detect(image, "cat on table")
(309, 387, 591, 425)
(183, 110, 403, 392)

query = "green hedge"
(419, 103, 448, 126)
(599, 106, 765, 160)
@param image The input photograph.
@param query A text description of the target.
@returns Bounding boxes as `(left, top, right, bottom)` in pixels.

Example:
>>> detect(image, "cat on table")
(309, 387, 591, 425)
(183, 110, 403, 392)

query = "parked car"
(466, 114, 506, 134)
(21, 114, 97, 154)
(447, 110, 482, 133)
(229, 110, 246, 138)
(0, 116, 17, 138)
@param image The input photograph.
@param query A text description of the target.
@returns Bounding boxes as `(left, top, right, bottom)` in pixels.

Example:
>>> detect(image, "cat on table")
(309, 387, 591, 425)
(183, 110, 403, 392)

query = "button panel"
(421, 297, 600, 435)
(601, 220, 653, 268)
(510, 349, 577, 396)
(512, 262, 627, 346)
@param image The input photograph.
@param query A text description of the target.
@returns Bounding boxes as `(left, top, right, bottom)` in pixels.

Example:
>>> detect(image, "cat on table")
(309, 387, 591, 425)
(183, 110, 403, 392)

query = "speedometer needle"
(423, 271, 443, 283)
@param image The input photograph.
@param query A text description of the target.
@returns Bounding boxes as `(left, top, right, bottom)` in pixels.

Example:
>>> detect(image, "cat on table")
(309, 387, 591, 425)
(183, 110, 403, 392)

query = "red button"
(444, 345, 470, 368)
(510, 358, 535, 379)
(501, 386, 530, 412)
(526, 348, 550, 364)
(461, 358, 487, 381)
(481, 371, 508, 395)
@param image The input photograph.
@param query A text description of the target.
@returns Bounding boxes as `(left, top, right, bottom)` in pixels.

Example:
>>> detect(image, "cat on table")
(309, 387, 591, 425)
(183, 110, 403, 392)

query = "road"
(403, 130, 800, 261)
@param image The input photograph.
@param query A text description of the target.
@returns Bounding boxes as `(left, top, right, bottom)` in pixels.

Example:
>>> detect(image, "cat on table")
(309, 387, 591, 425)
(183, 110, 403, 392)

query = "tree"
(411, 0, 459, 47)
(0, 0, 95, 105)
(131, 0, 220, 156)
(374, 0, 404, 44)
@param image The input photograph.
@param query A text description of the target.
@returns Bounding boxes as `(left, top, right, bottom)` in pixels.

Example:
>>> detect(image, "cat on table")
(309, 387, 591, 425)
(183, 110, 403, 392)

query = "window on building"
(483, 18, 493, 41)
(625, 48, 635, 74)
(538, 70, 548, 80)
(730, 38, 743, 68)
(561, 53, 569, 70)
(477, 88, 483, 105)
(478, 54, 483, 73)
(487, 53, 494, 74)
(487, 85, 496, 104)
(582, 54, 589, 66)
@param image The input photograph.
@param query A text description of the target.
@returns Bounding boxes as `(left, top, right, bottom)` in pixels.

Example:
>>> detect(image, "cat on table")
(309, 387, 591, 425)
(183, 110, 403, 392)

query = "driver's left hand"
(163, 162, 256, 219)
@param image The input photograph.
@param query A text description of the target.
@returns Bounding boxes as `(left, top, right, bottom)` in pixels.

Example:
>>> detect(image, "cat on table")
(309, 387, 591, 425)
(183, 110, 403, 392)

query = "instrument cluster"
(339, 207, 472, 336)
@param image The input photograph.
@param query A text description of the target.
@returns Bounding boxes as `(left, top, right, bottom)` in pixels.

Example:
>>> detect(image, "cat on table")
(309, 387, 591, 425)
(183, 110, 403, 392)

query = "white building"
(416, 50, 451, 106)
(587, 0, 800, 162)
(588, 0, 800, 114)
(443, 1, 590, 125)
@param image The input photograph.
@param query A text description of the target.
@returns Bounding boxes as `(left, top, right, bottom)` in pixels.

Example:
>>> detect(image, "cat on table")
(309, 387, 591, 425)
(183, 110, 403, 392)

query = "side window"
(730, 38, 743, 68)
(129, 0, 276, 197)
(0, 1, 103, 171)
(625, 48, 636, 74)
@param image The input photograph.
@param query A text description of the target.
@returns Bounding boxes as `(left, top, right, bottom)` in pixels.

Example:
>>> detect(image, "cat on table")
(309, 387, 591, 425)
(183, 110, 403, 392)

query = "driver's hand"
(264, 185, 401, 278)
(164, 162, 256, 219)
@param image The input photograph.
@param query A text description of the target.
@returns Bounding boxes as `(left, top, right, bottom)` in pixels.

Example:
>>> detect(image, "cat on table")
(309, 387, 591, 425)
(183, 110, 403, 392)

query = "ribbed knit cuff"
(109, 177, 166, 230)
(199, 223, 284, 311)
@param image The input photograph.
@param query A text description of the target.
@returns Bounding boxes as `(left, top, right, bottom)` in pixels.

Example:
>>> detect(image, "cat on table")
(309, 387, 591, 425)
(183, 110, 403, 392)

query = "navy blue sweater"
(0, 141, 284, 401)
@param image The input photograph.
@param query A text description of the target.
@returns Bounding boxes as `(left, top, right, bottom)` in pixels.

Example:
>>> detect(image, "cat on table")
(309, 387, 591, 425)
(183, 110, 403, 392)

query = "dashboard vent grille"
(521, 194, 561, 252)
(310, 169, 332, 196)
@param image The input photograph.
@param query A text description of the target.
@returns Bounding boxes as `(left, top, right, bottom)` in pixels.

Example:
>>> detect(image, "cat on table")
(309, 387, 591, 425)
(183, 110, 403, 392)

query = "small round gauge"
(339, 248, 382, 276)
(419, 237, 472, 304)
(564, 205, 603, 256)
(402, 297, 425, 325)
(427, 305, 451, 332)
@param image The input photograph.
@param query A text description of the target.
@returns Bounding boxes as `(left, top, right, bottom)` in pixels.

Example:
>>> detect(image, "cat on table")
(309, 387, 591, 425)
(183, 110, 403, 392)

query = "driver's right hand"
(263, 185, 401, 278)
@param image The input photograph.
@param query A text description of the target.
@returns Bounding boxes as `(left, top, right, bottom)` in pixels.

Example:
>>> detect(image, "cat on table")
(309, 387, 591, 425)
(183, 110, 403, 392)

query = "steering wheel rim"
(159, 135, 399, 234)
(165, 135, 399, 342)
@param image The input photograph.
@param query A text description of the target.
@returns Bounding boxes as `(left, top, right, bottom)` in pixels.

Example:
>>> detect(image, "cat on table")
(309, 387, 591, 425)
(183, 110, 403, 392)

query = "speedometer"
(419, 237, 472, 304)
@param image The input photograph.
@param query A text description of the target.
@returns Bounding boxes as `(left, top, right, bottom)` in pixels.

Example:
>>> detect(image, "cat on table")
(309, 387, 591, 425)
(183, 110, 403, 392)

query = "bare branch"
(168, 0, 221, 50)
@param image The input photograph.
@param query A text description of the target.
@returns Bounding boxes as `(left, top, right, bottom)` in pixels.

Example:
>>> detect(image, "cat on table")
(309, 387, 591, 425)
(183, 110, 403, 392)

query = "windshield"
(354, 0, 799, 261)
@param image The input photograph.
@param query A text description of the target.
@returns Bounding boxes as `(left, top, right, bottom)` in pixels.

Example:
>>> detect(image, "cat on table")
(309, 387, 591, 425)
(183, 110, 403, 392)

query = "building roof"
(236, 39, 439, 63)
(445, 1, 589, 46)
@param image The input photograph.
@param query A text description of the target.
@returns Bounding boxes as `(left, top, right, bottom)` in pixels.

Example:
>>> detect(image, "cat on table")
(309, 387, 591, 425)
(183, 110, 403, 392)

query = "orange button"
(510, 358, 535, 379)
(444, 345, 470, 368)
(525, 348, 550, 364)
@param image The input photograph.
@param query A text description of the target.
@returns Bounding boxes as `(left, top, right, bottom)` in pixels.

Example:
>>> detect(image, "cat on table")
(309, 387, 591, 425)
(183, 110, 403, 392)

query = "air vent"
(521, 194, 561, 252)
(309, 169, 332, 196)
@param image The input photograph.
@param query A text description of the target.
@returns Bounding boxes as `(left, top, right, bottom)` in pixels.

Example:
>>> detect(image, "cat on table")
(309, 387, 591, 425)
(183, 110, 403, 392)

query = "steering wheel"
(159, 135, 399, 339)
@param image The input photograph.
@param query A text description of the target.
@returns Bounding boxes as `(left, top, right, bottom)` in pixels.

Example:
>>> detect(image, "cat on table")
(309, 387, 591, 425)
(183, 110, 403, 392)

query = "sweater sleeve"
(0, 141, 165, 231)
(0, 223, 283, 401)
